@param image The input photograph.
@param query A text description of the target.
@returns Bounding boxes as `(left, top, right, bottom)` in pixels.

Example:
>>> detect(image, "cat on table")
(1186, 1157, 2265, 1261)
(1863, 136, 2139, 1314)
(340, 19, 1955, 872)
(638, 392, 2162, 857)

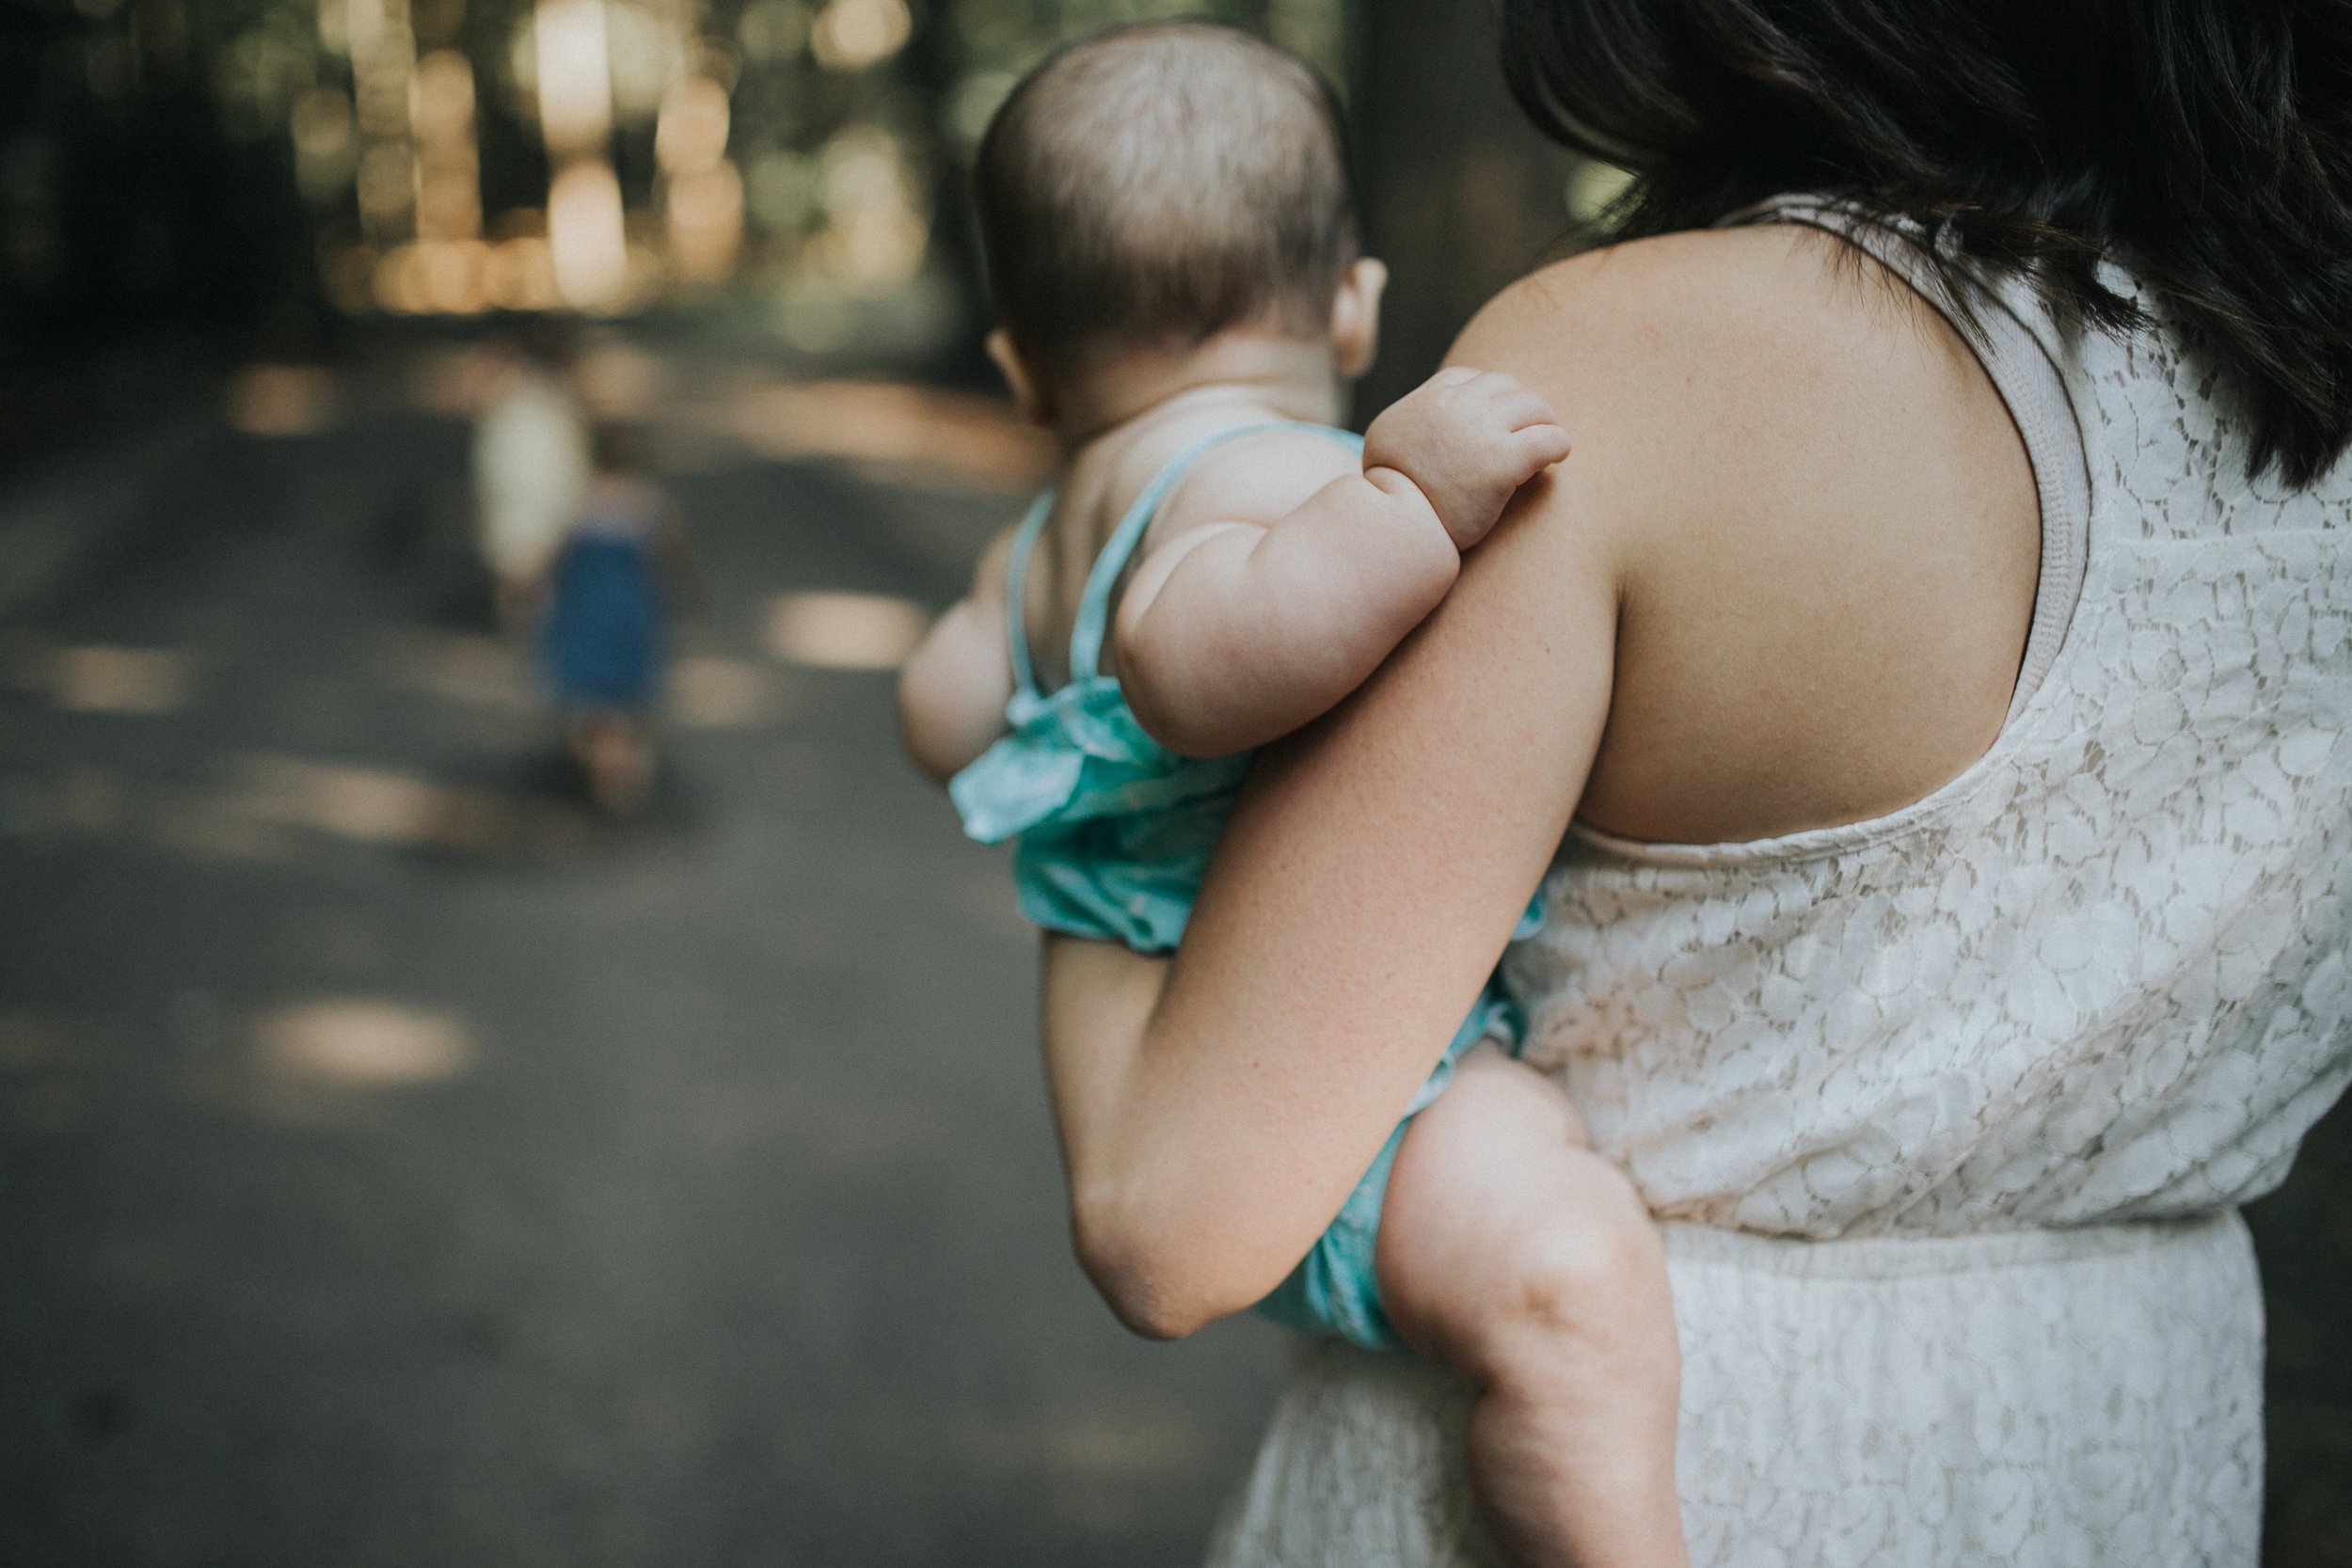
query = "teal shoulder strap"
(1001, 490, 1056, 699)
(1067, 421, 1363, 682)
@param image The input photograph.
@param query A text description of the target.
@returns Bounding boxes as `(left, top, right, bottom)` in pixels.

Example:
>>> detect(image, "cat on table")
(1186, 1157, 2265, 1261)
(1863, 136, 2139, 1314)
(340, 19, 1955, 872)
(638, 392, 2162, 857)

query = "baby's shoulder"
(1141, 424, 1360, 543)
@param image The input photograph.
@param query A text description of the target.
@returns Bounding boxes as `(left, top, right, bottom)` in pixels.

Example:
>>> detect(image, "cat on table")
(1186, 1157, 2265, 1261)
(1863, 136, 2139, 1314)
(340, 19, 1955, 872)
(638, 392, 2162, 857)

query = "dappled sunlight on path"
(0, 343, 1282, 1568)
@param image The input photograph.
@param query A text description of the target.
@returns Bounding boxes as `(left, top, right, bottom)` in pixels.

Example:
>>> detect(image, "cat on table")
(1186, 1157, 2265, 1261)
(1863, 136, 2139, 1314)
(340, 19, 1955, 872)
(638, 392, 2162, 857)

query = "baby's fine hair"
(973, 22, 1359, 375)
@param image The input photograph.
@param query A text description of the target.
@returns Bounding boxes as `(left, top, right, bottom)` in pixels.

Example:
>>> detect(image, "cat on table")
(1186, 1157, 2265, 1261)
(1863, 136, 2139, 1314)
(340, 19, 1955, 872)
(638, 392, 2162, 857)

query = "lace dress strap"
(1736, 196, 2091, 722)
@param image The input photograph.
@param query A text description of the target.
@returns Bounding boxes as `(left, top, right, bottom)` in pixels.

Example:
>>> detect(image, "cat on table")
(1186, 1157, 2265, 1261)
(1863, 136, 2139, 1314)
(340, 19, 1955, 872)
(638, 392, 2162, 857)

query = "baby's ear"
(1330, 259, 1389, 378)
(986, 330, 1054, 427)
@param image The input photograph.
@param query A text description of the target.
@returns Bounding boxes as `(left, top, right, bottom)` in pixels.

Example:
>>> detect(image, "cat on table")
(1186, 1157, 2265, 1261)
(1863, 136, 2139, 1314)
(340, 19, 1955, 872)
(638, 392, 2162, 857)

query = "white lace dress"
(1203, 208, 2352, 1567)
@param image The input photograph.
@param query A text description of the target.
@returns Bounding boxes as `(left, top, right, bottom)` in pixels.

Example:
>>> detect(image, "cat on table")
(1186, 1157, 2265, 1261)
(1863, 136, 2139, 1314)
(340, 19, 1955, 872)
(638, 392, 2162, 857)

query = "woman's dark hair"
(1501, 0, 2352, 485)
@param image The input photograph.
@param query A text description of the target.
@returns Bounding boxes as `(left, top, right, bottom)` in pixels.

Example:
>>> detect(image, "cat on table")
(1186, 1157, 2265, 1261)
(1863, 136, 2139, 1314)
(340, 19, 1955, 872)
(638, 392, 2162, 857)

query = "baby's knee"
(1499, 1197, 1655, 1331)
(1473, 1162, 1672, 1384)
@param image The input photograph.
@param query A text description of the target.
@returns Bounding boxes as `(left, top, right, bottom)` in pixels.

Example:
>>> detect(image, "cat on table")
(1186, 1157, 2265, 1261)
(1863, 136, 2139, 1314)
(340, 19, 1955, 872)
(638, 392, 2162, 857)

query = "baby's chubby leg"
(1375, 1044, 1688, 1568)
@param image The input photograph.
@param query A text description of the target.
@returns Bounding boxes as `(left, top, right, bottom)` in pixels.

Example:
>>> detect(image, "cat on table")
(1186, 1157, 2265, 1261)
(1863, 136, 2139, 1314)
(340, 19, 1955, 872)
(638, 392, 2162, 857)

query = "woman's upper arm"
(1074, 448, 1624, 1325)
(1059, 240, 1742, 1327)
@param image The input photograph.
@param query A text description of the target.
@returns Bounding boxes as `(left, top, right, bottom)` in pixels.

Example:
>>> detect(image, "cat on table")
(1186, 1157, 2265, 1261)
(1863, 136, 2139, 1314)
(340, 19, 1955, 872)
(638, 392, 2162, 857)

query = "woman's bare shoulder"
(1454, 222, 2021, 536)
(1457, 224, 1949, 420)
(1453, 222, 2042, 840)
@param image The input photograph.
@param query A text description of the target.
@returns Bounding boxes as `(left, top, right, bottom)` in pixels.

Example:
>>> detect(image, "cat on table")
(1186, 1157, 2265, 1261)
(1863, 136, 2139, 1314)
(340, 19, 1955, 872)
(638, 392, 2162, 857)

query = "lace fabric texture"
(1211, 1218, 2263, 1568)
(1203, 211, 2351, 1566)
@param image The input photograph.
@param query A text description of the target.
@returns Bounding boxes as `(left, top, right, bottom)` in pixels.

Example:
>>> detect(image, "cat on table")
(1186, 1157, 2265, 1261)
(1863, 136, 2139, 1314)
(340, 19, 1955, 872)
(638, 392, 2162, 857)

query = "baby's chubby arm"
(898, 523, 1020, 784)
(1116, 370, 1570, 757)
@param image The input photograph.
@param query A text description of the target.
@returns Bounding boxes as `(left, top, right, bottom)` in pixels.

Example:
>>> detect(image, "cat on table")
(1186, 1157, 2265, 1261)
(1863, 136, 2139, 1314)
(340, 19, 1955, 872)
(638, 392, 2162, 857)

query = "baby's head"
(973, 23, 1380, 427)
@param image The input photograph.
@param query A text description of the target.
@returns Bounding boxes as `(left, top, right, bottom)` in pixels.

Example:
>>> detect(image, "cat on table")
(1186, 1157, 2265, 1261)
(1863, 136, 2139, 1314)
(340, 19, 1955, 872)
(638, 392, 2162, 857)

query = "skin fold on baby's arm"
(1118, 370, 1571, 757)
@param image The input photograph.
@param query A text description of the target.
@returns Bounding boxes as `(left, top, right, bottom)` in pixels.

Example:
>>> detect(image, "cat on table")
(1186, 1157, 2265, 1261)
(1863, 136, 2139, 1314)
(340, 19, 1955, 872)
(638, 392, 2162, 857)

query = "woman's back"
(1504, 205, 2352, 1233)
(1204, 211, 2351, 1565)
(1458, 220, 2044, 844)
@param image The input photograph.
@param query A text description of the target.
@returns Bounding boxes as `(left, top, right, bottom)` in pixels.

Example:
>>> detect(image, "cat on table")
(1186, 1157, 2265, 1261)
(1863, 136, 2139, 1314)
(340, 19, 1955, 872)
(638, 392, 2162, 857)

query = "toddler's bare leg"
(572, 714, 653, 814)
(1375, 1043, 1686, 1568)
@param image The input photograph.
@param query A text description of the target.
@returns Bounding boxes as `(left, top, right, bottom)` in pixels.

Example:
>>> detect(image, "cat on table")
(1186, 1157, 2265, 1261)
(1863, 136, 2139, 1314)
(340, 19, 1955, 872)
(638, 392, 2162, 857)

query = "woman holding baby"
(956, 2, 2352, 1563)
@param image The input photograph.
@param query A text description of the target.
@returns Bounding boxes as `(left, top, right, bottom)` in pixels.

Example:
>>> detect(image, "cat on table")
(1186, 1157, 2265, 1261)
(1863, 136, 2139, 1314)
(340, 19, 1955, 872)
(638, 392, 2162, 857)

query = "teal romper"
(949, 421, 1535, 1351)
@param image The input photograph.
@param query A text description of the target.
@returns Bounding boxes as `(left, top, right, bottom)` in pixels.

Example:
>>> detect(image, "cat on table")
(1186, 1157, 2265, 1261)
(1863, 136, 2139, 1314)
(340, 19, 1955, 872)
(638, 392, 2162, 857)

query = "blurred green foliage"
(0, 0, 1350, 357)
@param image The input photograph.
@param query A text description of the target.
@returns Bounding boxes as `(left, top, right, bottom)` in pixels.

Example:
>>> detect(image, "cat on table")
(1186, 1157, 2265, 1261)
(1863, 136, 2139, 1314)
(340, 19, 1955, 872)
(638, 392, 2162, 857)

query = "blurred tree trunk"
(0, 0, 322, 359)
(1347, 0, 1576, 420)
(903, 1, 993, 386)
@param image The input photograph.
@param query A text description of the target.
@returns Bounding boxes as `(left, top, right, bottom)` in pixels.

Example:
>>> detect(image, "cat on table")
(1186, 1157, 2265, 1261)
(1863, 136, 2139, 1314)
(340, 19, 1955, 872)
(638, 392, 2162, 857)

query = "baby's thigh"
(1375, 1046, 1659, 1375)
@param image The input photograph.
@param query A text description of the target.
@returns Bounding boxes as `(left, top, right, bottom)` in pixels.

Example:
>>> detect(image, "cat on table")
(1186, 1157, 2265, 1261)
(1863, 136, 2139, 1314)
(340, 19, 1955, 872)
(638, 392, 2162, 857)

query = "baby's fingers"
(1487, 388, 1564, 434)
(1456, 372, 1558, 426)
(1507, 421, 1573, 476)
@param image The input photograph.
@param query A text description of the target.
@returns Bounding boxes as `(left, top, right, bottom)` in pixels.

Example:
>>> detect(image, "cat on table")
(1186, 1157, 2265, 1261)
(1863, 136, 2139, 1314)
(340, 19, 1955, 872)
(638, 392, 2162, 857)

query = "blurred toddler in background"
(471, 325, 592, 631)
(537, 423, 684, 815)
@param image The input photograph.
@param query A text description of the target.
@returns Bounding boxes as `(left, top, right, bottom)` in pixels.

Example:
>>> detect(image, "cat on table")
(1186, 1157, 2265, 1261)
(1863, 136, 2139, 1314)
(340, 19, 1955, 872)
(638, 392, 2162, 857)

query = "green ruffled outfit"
(950, 422, 1534, 1350)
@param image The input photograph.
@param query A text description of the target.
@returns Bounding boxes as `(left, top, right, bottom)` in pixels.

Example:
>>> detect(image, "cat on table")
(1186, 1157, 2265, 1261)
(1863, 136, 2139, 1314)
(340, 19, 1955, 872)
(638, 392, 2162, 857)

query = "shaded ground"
(0, 341, 2344, 1566)
(0, 347, 1282, 1568)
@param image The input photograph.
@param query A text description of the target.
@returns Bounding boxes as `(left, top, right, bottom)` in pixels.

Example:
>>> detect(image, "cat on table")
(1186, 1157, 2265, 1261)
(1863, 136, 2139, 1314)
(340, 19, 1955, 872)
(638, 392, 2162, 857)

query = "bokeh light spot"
(251, 1000, 473, 1085)
(52, 646, 193, 714)
(231, 755, 511, 852)
(764, 592, 928, 672)
(809, 0, 909, 71)
(726, 378, 1050, 490)
(227, 365, 338, 436)
(671, 656, 784, 726)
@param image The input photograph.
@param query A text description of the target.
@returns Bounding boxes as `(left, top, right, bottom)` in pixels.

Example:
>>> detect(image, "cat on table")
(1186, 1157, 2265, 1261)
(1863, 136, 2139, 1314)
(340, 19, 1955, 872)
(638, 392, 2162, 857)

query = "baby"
(900, 24, 1670, 1567)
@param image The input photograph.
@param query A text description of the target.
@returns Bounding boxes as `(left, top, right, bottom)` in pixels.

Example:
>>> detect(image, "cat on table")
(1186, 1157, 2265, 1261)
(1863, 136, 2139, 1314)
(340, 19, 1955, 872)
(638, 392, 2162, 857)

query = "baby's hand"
(1362, 368, 1571, 550)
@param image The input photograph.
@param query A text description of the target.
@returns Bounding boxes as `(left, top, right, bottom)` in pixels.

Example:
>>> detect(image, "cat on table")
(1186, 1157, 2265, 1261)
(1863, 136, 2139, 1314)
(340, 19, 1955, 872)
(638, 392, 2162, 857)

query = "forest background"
(0, 0, 1617, 440)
